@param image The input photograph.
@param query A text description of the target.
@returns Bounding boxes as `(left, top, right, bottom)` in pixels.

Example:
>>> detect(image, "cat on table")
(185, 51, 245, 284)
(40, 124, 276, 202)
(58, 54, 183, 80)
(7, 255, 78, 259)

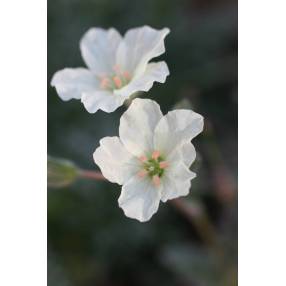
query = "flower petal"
(161, 162, 196, 202)
(116, 26, 170, 75)
(114, 61, 169, 98)
(80, 28, 122, 75)
(119, 98, 163, 157)
(51, 68, 99, 101)
(93, 137, 140, 185)
(81, 90, 126, 113)
(181, 142, 196, 167)
(154, 109, 204, 155)
(118, 176, 161, 222)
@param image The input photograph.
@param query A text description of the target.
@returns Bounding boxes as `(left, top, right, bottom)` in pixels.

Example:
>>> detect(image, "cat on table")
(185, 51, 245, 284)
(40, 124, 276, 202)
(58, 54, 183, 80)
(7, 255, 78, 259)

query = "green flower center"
(100, 65, 131, 91)
(143, 156, 165, 177)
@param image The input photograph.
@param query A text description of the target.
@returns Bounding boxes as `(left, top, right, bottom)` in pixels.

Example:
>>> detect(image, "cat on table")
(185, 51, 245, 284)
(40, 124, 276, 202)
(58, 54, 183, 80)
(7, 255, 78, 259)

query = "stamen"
(137, 170, 148, 178)
(159, 161, 169, 169)
(152, 175, 161, 187)
(139, 155, 148, 162)
(152, 150, 160, 160)
(123, 71, 130, 80)
(113, 76, 122, 89)
(100, 77, 110, 89)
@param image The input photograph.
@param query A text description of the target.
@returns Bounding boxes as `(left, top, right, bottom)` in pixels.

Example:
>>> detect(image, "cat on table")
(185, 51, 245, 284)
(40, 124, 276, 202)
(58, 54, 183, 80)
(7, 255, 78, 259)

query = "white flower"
(51, 26, 170, 113)
(93, 98, 204, 222)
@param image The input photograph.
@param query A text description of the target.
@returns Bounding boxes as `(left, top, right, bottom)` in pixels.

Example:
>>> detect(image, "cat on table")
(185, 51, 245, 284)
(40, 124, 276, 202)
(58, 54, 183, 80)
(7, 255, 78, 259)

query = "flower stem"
(68, 168, 219, 250)
(170, 199, 216, 247)
(79, 170, 106, 181)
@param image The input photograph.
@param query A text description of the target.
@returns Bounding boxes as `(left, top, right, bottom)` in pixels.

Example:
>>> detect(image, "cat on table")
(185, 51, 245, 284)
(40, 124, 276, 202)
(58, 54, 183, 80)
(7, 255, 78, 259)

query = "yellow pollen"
(152, 150, 160, 160)
(159, 161, 169, 169)
(152, 175, 161, 187)
(137, 170, 148, 178)
(113, 76, 122, 88)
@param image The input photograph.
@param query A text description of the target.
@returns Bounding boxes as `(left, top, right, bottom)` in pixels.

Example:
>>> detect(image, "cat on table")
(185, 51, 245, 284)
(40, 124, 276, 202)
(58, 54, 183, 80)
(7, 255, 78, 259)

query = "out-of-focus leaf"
(48, 250, 72, 286)
(48, 155, 79, 188)
(160, 244, 236, 286)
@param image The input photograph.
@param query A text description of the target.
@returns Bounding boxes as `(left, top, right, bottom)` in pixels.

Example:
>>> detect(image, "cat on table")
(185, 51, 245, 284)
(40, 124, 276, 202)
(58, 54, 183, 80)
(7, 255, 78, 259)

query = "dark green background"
(48, 0, 237, 285)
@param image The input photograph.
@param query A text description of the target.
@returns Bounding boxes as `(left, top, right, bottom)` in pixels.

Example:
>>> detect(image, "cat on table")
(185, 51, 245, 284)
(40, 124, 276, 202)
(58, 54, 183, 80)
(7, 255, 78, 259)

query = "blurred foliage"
(48, 156, 79, 188)
(48, 0, 237, 285)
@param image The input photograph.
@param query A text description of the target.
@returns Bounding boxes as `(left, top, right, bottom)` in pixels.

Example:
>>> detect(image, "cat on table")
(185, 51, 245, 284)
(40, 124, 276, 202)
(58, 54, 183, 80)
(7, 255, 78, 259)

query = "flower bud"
(47, 156, 79, 188)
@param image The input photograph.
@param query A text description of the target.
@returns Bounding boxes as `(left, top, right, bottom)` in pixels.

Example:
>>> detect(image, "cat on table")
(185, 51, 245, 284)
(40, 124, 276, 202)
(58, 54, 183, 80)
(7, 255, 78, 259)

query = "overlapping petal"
(93, 137, 140, 185)
(51, 68, 99, 101)
(118, 176, 161, 222)
(80, 28, 122, 75)
(181, 142, 196, 167)
(81, 91, 126, 113)
(160, 162, 196, 202)
(119, 98, 163, 157)
(114, 61, 169, 98)
(116, 26, 170, 76)
(154, 109, 204, 154)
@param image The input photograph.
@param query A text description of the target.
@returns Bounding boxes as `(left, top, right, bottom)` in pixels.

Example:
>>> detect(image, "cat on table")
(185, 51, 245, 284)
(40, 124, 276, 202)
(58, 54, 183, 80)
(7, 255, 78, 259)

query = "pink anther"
(152, 150, 160, 160)
(123, 71, 131, 80)
(137, 170, 148, 178)
(159, 161, 169, 169)
(152, 175, 161, 187)
(113, 65, 121, 73)
(100, 77, 110, 89)
(139, 155, 148, 162)
(113, 76, 122, 88)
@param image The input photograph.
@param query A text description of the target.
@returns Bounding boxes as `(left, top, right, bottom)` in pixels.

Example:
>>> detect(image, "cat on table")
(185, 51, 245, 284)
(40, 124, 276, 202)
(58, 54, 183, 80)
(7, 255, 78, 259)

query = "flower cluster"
(51, 26, 204, 222)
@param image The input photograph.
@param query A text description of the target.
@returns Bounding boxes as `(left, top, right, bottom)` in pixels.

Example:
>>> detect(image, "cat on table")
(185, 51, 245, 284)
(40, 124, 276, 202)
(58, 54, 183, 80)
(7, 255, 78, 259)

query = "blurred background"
(48, 0, 237, 285)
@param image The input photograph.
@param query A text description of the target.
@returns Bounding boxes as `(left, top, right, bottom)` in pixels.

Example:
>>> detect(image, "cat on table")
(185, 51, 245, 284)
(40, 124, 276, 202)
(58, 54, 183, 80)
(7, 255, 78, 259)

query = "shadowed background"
(48, 0, 237, 285)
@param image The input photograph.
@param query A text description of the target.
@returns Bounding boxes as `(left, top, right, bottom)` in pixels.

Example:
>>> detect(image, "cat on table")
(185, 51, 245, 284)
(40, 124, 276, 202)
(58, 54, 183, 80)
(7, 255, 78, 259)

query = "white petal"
(119, 98, 163, 157)
(154, 109, 204, 155)
(118, 176, 161, 222)
(81, 91, 126, 113)
(116, 26, 170, 75)
(114, 61, 169, 98)
(181, 142, 196, 167)
(51, 68, 99, 101)
(80, 28, 122, 75)
(161, 162, 196, 202)
(93, 137, 140, 185)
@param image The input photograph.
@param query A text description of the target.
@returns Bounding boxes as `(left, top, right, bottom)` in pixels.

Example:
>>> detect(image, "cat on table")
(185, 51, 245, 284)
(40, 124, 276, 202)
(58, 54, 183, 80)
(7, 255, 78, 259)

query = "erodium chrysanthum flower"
(51, 26, 170, 113)
(93, 98, 204, 222)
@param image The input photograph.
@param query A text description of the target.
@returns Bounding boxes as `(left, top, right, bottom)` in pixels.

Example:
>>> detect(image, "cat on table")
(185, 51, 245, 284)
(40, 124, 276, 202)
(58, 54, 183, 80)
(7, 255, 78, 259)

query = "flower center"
(138, 151, 169, 187)
(100, 65, 131, 91)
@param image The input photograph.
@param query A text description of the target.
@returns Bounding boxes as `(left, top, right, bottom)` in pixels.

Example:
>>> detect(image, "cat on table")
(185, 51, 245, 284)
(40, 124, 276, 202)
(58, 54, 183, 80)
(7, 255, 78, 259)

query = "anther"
(139, 155, 148, 162)
(113, 65, 121, 73)
(137, 170, 148, 178)
(152, 175, 161, 187)
(123, 71, 130, 80)
(159, 161, 169, 169)
(113, 76, 122, 89)
(100, 77, 110, 89)
(152, 150, 160, 160)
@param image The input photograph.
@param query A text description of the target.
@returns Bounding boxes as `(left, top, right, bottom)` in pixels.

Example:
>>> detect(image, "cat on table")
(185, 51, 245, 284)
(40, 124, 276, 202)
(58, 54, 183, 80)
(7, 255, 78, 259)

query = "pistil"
(137, 151, 169, 187)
